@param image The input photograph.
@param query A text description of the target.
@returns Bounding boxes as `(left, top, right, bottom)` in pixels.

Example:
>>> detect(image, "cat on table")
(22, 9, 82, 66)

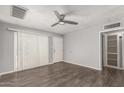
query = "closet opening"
(14, 31, 63, 72)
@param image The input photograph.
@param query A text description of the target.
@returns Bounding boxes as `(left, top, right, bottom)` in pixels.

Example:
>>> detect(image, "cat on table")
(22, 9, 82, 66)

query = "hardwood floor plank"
(0, 62, 124, 87)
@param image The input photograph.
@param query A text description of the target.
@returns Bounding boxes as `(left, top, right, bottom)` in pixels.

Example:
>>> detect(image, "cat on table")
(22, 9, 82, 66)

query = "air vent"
(11, 5, 28, 19)
(104, 23, 120, 29)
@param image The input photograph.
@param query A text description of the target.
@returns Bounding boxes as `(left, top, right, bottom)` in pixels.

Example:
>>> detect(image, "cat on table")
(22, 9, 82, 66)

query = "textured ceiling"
(0, 5, 121, 34)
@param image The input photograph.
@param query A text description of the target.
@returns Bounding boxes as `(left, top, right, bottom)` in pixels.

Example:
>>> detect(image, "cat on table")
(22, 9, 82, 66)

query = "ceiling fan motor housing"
(59, 15, 65, 20)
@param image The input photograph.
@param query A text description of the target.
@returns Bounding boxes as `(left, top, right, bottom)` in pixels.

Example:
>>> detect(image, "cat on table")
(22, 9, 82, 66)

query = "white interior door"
(103, 32, 123, 69)
(53, 37, 63, 62)
(17, 32, 49, 70)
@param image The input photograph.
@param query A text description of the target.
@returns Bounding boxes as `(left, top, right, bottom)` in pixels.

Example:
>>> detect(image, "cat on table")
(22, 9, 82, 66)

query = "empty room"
(1, 5, 124, 87)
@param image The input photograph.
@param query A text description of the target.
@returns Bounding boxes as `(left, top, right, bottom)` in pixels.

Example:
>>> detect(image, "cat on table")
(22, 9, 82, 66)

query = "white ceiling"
(0, 5, 121, 34)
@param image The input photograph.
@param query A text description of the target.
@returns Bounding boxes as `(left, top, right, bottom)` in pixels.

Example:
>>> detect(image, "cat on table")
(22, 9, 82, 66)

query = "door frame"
(53, 37, 63, 63)
(99, 27, 124, 70)
(14, 31, 18, 72)
(103, 32, 121, 68)
(14, 31, 23, 72)
(48, 36, 63, 64)
(48, 36, 54, 64)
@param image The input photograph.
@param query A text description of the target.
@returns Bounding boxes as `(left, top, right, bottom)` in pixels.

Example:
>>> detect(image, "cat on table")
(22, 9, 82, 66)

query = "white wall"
(64, 7, 124, 70)
(64, 26, 102, 70)
(0, 21, 62, 74)
(0, 23, 14, 73)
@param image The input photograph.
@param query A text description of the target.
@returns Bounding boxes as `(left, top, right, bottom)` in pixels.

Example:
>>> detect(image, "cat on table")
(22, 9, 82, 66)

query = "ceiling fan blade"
(63, 20, 78, 25)
(51, 22, 59, 27)
(54, 10, 61, 19)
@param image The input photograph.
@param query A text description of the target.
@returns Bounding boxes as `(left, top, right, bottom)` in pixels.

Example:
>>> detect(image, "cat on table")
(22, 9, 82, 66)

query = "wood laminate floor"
(0, 62, 124, 87)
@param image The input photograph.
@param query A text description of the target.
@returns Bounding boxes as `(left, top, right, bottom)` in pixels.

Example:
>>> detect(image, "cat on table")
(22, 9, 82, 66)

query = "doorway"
(101, 30, 123, 69)
(48, 36, 63, 64)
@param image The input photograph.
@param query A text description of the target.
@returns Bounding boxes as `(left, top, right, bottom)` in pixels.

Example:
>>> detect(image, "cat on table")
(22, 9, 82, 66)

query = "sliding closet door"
(21, 33, 40, 69)
(17, 32, 48, 70)
(38, 35, 48, 66)
(53, 37, 63, 62)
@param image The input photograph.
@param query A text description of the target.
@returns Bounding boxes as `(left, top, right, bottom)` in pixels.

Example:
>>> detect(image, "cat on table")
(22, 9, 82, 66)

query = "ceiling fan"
(51, 10, 78, 27)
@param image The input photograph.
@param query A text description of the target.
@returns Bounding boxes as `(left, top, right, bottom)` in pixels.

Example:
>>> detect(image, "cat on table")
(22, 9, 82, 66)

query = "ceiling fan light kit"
(59, 22, 65, 25)
(51, 10, 78, 27)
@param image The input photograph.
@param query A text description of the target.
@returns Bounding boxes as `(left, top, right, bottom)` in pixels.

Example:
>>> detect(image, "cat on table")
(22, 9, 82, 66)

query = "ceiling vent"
(11, 5, 28, 19)
(104, 22, 120, 29)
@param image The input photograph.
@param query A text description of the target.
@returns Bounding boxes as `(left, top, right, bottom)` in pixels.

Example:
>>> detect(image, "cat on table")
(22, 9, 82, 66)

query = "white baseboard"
(104, 65, 124, 70)
(0, 62, 62, 77)
(0, 61, 99, 77)
(0, 70, 14, 76)
(64, 61, 102, 71)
